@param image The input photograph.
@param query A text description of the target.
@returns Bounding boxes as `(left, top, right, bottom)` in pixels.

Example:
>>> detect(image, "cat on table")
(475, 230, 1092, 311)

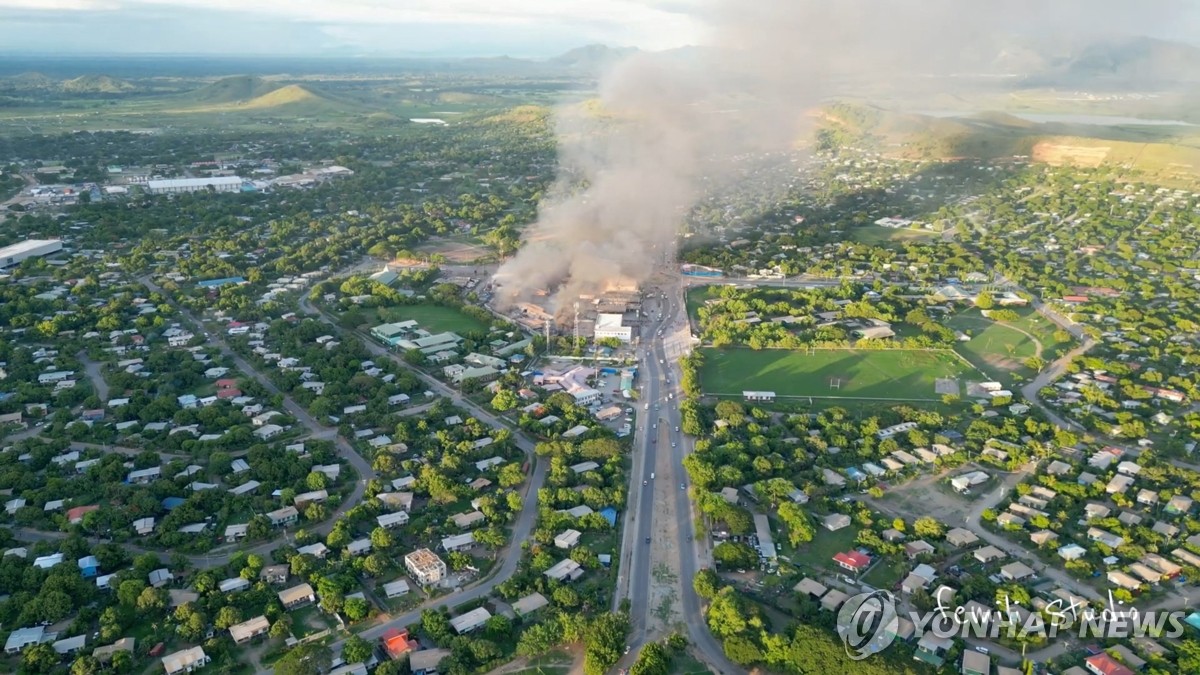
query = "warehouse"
(0, 239, 63, 268)
(146, 177, 243, 195)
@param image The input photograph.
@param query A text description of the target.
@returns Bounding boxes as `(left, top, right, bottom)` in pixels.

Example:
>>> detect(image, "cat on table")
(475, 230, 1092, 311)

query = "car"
(680, 483, 686, 490)
(643, 480, 648, 486)
(672, 442, 677, 448)
(650, 472, 655, 479)
(646, 537, 652, 544)
(668, 393, 674, 400)
(675, 426, 680, 432)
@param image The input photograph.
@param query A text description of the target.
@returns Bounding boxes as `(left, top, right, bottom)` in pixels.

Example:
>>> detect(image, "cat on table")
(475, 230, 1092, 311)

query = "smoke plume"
(492, 0, 1191, 315)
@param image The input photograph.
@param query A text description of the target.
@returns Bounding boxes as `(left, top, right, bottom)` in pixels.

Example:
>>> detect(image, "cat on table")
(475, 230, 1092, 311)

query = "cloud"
(0, 0, 705, 52)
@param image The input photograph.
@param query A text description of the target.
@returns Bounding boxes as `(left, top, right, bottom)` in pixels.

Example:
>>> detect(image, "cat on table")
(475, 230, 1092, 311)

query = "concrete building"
(0, 239, 63, 268)
(405, 548, 447, 586)
(593, 313, 632, 342)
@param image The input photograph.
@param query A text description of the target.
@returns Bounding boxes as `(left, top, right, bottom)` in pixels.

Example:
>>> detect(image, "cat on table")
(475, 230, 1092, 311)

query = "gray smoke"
(492, 0, 1191, 315)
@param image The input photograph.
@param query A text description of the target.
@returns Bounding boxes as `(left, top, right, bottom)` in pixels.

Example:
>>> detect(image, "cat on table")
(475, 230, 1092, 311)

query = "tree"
(343, 597, 370, 622)
(975, 290, 995, 310)
(583, 612, 630, 675)
(23, 643, 59, 673)
(275, 643, 333, 675)
(630, 643, 669, 675)
(342, 635, 374, 664)
(214, 605, 242, 629)
(269, 614, 293, 639)
(693, 568, 721, 599)
(491, 389, 518, 411)
(777, 501, 815, 546)
(913, 516, 944, 539)
(135, 586, 167, 613)
(712, 541, 758, 570)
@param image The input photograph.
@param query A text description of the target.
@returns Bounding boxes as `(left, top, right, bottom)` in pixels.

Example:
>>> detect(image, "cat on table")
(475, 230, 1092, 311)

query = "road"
(78, 350, 110, 402)
(615, 273, 742, 674)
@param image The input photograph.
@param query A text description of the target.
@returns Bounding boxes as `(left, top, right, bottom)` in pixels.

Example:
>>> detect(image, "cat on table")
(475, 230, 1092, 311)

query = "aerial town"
(4, 3, 1200, 675)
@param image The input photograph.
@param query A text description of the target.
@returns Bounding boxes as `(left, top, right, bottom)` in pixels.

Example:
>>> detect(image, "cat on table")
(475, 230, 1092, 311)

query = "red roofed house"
(1084, 653, 1134, 675)
(1063, 296, 1089, 304)
(215, 378, 238, 390)
(381, 628, 416, 660)
(67, 504, 100, 524)
(833, 551, 871, 573)
(216, 388, 242, 400)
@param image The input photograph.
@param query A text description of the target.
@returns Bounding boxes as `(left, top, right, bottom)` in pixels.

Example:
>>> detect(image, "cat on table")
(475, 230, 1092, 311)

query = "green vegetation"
(375, 303, 492, 335)
(698, 348, 967, 400)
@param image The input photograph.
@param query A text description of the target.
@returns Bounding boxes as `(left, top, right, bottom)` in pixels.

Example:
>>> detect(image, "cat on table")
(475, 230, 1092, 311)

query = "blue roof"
(1187, 612, 1200, 631)
(599, 507, 618, 526)
(161, 497, 186, 509)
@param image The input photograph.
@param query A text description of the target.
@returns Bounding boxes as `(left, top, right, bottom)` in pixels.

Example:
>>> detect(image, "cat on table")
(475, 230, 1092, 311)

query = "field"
(849, 225, 943, 245)
(698, 348, 969, 400)
(374, 303, 489, 335)
(947, 307, 1073, 381)
(947, 315, 1039, 375)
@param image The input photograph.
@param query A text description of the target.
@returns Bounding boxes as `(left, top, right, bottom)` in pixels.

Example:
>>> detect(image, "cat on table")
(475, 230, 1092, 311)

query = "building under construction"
(495, 284, 643, 343)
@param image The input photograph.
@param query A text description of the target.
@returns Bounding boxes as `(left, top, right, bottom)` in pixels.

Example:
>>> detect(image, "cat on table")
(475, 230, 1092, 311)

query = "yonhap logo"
(837, 590, 899, 660)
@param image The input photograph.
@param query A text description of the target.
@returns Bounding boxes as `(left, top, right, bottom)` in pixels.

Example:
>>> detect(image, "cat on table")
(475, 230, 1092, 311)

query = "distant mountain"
(547, 44, 640, 72)
(1053, 36, 1200, 84)
(179, 82, 366, 117)
(61, 74, 135, 93)
(0, 71, 56, 90)
(181, 75, 282, 104)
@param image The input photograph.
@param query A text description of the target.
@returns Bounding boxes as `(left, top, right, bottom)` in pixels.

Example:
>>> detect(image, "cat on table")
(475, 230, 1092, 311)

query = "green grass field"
(947, 315, 1039, 373)
(377, 303, 489, 335)
(699, 348, 968, 400)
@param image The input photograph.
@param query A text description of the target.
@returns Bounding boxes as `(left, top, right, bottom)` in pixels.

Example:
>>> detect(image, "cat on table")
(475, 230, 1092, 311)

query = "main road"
(617, 274, 742, 673)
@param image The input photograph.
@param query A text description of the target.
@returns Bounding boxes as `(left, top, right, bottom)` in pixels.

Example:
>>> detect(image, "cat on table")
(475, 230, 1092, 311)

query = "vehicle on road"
(643, 480, 648, 486)
(650, 472, 655, 479)
(680, 483, 686, 490)
(672, 442, 677, 448)
(646, 537, 651, 544)
(675, 426, 679, 432)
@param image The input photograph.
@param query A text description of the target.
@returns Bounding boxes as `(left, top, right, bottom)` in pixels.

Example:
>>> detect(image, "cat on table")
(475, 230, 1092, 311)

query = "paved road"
(617, 276, 742, 674)
(78, 350, 110, 402)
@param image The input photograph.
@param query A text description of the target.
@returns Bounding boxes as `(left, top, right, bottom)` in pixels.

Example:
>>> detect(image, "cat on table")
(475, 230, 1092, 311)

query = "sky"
(0, 0, 711, 57)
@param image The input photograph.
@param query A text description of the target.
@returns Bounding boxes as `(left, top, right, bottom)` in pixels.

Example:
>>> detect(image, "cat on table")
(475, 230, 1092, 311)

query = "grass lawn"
(861, 558, 908, 591)
(790, 524, 859, 572)
(699, 348, 968, 400)
(686, 285, 721, 324)
(948, 315, 1038, 381)
(374, 303, 490, 335)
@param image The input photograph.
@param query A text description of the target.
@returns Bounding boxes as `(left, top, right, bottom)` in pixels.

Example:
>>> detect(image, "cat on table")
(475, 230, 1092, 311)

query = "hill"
(180, 75, 282, 104)
(0, 71, 56, 90)
(548, 44, 639, 73)
(61, 74, 135, 94)
(176, 82, 365, 118)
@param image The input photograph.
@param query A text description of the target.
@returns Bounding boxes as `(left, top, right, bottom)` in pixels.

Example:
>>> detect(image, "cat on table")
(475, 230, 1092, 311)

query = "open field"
(947, 314, 1039, 375)
(849, 225, 943, 245)
(699, 348, 970, 400)
(373, 303, 490, 335)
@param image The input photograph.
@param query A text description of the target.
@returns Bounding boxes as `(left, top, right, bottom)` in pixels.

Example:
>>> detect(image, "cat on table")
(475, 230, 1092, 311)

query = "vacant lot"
(376, 303, 489, 335)
(699, 348, 968, 400)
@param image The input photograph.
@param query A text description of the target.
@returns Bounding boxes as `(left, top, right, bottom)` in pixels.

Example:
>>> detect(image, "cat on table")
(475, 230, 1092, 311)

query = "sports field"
(376, 304, 489, 335)
(699, 348, 969, 400)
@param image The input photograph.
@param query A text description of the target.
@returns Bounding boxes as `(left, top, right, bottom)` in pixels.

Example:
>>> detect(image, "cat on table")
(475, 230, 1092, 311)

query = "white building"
(593, 313, 632, 342)
(147, 177, 242, 195)
(405, 548, 447, 586)
(0, 239, 63, 268)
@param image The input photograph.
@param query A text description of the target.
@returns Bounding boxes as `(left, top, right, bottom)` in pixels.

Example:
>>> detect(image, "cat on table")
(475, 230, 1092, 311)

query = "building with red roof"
(1084, 653, 1134, 675)
(215, 378, 238, 390)
(381, 628, 416, 660)
(833, 551, 870, 573)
